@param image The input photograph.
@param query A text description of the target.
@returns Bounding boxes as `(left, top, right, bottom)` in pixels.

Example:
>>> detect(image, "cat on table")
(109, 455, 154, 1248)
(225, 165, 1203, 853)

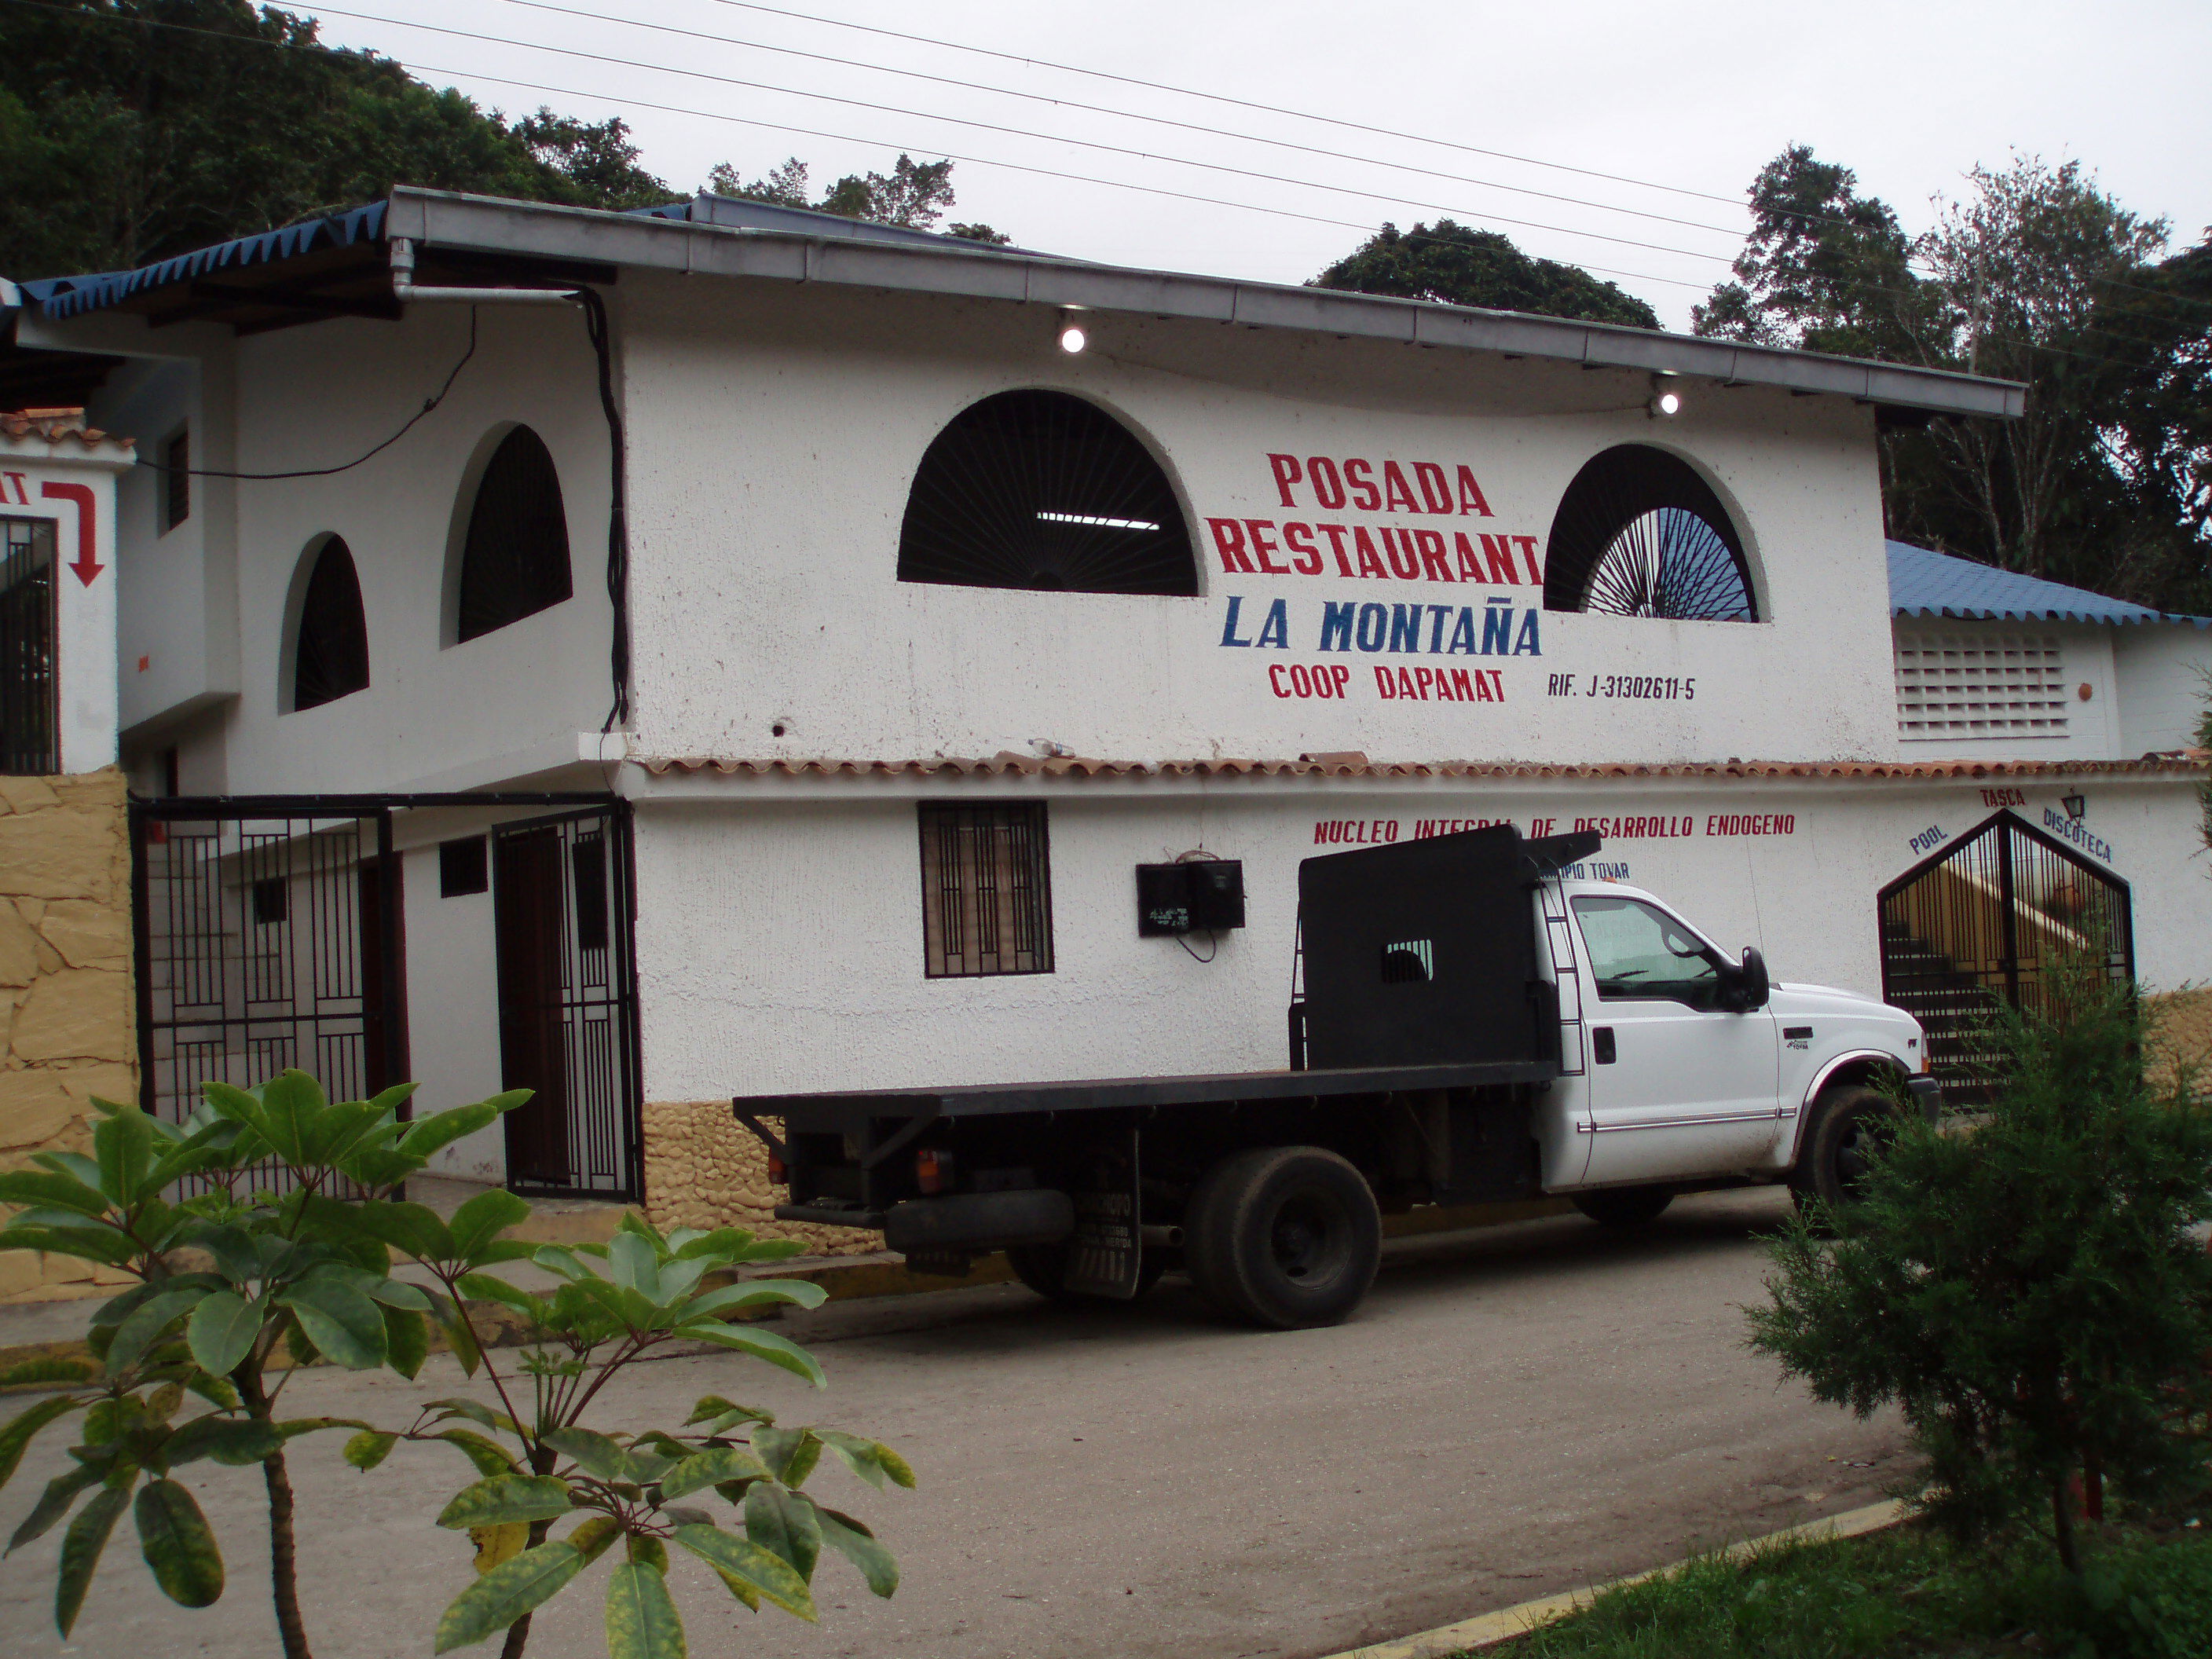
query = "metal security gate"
(1877, 809, 2133, 1100)
(131, 793, 639, 1201)
(133, 801, 405, 1196)
(2, 516, 59, 775)
(493, 806, 641, 1199)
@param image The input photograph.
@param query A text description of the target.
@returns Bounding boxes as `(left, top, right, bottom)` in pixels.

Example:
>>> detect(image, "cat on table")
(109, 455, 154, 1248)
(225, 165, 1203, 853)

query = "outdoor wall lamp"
(2063, 792, 2087, 819)
(1648, 374, 1683, 418)
(1058, 308, 1089, 353)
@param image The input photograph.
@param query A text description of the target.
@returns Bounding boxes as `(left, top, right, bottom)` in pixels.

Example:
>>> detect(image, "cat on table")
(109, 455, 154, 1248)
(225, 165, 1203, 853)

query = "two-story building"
(4, 188, 2206, 1243)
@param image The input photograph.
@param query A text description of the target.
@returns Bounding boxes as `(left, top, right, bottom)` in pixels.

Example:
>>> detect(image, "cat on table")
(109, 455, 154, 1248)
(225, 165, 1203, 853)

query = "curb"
(0, 1196, 1574, 1391)
(1318, 1498, 1910, 1659)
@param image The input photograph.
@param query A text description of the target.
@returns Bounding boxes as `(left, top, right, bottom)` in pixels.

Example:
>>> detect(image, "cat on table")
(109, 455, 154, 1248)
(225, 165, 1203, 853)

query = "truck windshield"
(1571, 895, 1722, 1009)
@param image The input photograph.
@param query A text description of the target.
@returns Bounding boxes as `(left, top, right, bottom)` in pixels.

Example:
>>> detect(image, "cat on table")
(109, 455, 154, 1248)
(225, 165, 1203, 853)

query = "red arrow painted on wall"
(39, 482, 101, 584)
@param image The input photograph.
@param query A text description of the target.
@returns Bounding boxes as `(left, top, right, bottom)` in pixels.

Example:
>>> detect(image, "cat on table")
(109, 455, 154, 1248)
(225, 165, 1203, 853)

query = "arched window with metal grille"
(289, 536, 369, 712)
(897, 390, 1198, 595)
(1543, 445, 1758, 622)
(456, 426, 573, 640)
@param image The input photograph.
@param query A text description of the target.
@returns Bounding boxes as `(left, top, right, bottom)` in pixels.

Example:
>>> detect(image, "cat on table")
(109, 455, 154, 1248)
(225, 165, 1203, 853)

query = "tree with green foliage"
(1697, 145, 2212, 612)
(0, 0, 679, 280)
(702, 152, 1005, 241)
(1692, 145, 1932, 361)
(0, 1074, 910, 1659)
(1748, 960, 2212, 1573)
(1310, 218, 1660, 329)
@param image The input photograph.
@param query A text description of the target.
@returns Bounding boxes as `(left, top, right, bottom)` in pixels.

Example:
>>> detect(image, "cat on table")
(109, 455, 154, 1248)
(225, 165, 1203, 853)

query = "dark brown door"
(495, 827, 571, 1187)
(358, 854, 408, 1100)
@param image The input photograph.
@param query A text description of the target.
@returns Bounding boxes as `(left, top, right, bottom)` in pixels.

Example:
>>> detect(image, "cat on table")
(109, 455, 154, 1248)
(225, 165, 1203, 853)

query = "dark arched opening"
(897, 390, 1197, 595)
(291, 536, 369, 711)
(457, 426, 573, 640)
(1543, 445, 1757, 621)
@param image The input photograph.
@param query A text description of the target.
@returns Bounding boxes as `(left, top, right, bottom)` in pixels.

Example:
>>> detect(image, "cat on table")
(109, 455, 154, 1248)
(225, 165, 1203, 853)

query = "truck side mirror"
(1734, 947, 1771, 1012)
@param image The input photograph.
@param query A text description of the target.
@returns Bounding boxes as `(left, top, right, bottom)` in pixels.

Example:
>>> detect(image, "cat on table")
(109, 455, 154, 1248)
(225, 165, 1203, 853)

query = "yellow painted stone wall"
(0, 768, 137, 1304)
(641, 1100, 883, 1256)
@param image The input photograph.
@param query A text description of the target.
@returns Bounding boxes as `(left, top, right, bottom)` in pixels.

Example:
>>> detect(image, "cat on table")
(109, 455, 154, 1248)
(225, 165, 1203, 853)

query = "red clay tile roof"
(639, 753, 2210, 782)
(0, 408, 132, 451)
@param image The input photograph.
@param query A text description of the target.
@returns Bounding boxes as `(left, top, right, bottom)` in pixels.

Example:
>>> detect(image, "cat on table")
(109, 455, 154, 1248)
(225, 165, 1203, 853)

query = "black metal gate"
(132, 800, 405, 1196)
(2, 516, 59, 775)
(1877, 808, 2134, 1099)
(130, 793, 639, 1201)
(493, 806, 642, 1199)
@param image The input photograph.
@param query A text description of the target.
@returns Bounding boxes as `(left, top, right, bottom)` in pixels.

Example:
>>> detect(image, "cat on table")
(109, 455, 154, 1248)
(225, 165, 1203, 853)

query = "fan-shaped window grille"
(291, 537, 368, 712)
(1543, 445, 1757, 622)
(457, 427, 573, 641)
(898, 390, 1197, 595)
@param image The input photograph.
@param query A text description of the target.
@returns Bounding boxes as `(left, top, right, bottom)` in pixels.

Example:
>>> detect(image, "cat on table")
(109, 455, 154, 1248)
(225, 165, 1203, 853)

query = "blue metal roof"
(18, 201, 388, 320)
(1887, 540, 2208, 628)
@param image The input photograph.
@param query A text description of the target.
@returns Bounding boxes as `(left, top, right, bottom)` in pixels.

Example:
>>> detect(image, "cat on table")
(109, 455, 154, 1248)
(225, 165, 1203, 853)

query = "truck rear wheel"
(1793, 1084, 1897, 1212)
(1185, 1147, 1381, 1329)
(1571, 1186, 1674, 1227)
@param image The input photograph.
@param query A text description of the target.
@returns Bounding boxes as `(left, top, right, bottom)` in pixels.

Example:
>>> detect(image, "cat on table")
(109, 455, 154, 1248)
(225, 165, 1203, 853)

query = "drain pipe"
(388, 237, 632, 730)
(387, 237, 579, 305)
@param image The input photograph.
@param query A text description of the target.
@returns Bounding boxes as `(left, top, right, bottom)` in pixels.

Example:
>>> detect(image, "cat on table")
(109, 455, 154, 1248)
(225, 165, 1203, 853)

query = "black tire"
(1571, 1185, 1675, 1227)
(1792, 1084, 1898, 1212)
(1003, 1243, 1165, 1303)
(1184, 1146, 1382, 1329)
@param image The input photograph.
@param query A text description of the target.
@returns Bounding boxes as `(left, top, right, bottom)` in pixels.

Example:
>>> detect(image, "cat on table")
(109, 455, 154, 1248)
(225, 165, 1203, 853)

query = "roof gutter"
(381, 188, 2027, 423)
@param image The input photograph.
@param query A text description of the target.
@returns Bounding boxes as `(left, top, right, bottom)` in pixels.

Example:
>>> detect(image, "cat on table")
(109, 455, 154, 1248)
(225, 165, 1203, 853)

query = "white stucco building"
(3, 188, 2206, 1217)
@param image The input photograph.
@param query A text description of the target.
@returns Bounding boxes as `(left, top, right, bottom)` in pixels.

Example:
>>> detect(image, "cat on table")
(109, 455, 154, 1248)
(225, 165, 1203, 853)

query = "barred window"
(1894, 631, 2068, 739)
(918, 802, 1054, 977)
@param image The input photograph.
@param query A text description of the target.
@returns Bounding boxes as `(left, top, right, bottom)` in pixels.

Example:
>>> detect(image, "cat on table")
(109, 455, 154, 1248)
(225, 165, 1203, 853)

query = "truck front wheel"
(1792, 1084, 1896, 1212)
(1185, 1147, 1382, 1329)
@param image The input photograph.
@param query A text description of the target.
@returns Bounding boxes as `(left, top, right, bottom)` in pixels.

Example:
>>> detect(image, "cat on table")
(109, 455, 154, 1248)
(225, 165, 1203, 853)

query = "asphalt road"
(1, 1188, 1910, 1659)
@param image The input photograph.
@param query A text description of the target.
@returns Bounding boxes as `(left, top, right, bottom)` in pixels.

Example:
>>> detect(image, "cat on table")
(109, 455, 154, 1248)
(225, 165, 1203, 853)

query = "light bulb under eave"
(1058, 323, 1087, 353)
(1651, 390, 1683, 417)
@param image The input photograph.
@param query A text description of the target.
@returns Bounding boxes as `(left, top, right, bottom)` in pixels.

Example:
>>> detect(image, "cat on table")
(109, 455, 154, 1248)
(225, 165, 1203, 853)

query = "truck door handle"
(1592, 1027, 1616, 1064)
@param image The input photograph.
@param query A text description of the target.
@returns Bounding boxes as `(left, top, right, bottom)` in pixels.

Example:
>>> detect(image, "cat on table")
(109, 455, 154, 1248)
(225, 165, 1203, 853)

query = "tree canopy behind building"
(1697, 145, 2212, 612)
(0, 0, 1005, 281)
(1311, 220, 1661, 330)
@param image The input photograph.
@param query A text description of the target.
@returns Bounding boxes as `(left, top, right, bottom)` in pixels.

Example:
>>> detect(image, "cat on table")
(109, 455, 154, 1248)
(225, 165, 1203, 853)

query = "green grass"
(1481, 1518, 2212, 1659)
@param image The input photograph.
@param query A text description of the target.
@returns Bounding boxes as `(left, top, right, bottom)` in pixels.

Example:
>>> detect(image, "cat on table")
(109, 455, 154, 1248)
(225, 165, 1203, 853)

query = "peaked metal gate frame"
(1877, 807, 2134, 1098)
(130, 791, 639, 1200)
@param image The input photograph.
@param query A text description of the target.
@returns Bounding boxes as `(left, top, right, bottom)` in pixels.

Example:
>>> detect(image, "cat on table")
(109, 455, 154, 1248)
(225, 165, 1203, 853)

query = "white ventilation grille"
(1894, 632, 2069, 739)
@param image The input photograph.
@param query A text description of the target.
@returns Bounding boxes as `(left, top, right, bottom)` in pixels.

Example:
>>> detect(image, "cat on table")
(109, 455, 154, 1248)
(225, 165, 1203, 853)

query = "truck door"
(1569, 893, 1781, 1185)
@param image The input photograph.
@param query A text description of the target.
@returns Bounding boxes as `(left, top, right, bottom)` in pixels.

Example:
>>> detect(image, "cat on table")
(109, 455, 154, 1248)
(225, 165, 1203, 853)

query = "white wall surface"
(628, 774, 2212, 1104)
(616, 275, 1901, 771)
(82, 302, 616, 792)
(396, 832, 508, 1182)
(2115, 625, 2212, 756)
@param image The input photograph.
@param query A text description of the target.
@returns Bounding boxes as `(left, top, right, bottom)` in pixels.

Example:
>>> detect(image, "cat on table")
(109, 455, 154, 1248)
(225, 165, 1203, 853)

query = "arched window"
(456, 426, 573, 641)
(897, 390, 1197, 595)
(1543, 445, 1758, 622)
(290, 537, 368, 712)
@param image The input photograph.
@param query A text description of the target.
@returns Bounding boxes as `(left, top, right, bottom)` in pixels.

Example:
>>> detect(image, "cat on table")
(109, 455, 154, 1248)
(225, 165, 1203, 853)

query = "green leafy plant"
(1749, 958, 2212, 1573)
(0, 1071, 912, 1659)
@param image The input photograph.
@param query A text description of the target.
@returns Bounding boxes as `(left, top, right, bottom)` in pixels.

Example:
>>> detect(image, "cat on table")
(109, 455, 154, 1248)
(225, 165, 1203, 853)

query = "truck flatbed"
(733, 1057, 1560, 1129)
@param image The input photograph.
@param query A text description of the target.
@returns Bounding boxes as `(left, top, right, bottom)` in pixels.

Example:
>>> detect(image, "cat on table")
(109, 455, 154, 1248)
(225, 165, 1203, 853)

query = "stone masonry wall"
(0, 768, 136, 1303)
(641, 1100, 883, 1256)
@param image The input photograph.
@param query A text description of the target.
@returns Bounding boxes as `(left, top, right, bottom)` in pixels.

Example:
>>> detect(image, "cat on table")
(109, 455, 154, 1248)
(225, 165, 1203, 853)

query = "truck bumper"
(1907, 1075, 1943, 1124)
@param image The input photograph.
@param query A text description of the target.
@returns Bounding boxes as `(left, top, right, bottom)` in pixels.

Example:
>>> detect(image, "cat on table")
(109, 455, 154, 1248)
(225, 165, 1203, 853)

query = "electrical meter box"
(1136, 861, 1246, 936)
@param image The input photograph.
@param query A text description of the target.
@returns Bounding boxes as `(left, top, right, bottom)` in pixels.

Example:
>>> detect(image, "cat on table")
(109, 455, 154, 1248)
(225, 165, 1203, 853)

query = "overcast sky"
(292, 0, 2212, 331)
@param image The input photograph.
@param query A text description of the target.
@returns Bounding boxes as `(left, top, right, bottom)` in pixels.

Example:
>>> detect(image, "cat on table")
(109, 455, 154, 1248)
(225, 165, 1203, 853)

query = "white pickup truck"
(736, 824, 1938, 1328)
